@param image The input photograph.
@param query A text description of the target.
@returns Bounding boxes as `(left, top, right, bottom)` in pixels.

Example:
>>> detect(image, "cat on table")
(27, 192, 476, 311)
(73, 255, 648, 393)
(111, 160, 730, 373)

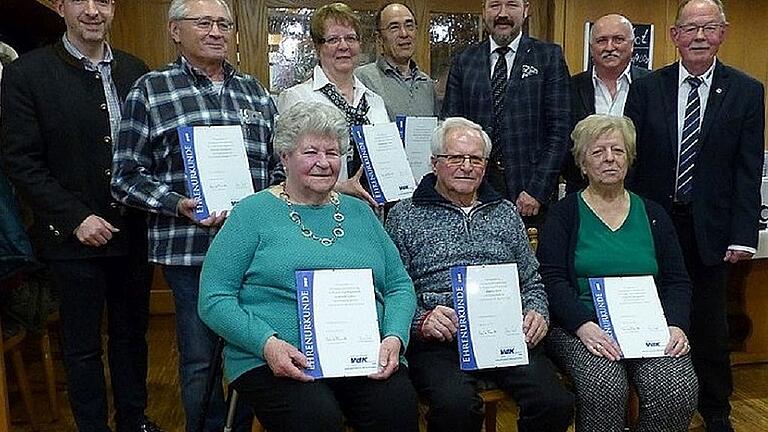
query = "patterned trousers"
(546, 327, 698, 432)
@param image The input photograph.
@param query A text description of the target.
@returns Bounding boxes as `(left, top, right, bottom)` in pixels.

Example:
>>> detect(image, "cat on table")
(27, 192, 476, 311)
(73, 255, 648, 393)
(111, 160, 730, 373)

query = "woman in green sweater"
(198, 102, 418, 432)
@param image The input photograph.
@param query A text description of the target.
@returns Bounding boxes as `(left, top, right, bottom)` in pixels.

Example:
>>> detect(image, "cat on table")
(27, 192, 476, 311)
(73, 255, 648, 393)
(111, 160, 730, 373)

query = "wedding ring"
(594, 343, 603, 351)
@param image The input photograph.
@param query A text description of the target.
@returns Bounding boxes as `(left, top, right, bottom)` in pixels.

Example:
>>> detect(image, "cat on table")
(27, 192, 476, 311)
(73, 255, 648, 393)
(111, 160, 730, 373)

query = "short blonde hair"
(571, 115, 637, 170)
(310, 3, 361, 45)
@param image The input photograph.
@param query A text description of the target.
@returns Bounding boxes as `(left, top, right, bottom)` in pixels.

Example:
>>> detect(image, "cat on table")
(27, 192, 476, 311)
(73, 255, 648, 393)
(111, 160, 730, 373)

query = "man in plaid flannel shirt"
(111, 1, 279, 430)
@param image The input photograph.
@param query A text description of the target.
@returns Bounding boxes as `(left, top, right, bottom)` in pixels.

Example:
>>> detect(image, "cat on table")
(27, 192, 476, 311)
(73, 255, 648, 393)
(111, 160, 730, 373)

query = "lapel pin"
(716, 88, 723, 94)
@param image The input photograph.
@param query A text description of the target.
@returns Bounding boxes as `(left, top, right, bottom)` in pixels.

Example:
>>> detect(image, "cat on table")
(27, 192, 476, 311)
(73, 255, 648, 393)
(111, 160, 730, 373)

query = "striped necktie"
(676, 76, 703, 203)
(490, 46, 510, 160)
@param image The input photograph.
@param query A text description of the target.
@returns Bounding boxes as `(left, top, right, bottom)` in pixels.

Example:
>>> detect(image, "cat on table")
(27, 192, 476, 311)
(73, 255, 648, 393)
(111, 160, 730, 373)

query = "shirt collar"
(178, 55, 236, 84)
(489, 32, 522, 56)
(678, 59, 716, 88)
(592, 62, 633, 85)
(62, 33, 113, 66)
(311, 64, 373, 98)
(377, 56, 422, 79)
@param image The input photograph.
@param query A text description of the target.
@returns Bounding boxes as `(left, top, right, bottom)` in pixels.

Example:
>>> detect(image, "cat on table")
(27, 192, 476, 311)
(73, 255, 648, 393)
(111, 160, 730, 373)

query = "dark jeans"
(48, 256, 151, 432)
(408, 340, 573, 432)
(671, 209, 733, 421)
(161, 265, 252, 432)
(232, 365, 419, 432)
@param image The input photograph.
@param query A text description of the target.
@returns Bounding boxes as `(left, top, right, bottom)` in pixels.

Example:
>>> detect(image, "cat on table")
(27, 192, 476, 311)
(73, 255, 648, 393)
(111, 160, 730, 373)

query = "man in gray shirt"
(355, 2, 438, 119)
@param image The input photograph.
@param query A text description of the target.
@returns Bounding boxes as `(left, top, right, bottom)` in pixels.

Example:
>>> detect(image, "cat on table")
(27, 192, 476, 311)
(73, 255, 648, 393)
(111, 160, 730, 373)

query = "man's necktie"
(676, 76, 703, 203)
(490, 46, 511, 160)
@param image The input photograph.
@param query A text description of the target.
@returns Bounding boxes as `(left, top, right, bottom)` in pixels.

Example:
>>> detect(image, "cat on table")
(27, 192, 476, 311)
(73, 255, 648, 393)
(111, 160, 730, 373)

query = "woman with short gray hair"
(199, 102, 419, 432)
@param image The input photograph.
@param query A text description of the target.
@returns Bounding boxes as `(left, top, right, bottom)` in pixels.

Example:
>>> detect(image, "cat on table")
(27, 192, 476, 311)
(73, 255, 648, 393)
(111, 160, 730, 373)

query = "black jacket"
(1, 41, 149, 259)
(537, 192, 692, 334)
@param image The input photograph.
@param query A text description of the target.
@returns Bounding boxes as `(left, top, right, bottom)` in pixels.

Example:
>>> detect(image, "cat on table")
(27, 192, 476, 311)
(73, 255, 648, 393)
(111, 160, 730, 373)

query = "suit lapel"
(478, 40, 494, 96)
(660, 64, 680, 157)
(506, 36, 530, 93)
(578, 72, 596, 115)
(700, 61, 727, 145)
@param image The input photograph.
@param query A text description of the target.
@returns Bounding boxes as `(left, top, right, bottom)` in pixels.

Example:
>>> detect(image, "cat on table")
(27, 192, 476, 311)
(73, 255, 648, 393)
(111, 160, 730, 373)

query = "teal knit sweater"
(199, 189, 416, 382)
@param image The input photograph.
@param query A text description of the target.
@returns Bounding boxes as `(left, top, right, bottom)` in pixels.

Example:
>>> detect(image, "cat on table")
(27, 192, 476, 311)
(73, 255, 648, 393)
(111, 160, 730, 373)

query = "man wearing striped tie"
(625, 1, 765, 431)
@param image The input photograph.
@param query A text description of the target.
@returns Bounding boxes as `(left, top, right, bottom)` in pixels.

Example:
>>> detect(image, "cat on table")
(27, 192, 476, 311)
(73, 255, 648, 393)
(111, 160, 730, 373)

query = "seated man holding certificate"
(198, 102, 419, 432)
(537, 115, 698, 431)
(385, 117, 573, 432)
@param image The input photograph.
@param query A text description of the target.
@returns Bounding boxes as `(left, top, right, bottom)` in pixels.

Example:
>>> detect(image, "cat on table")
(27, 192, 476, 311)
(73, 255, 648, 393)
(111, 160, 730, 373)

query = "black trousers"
(408, 340, 573, 432)
(484, 162, 548, 229)
(232, 365, 419, 432)
(47, 255, 151, 432)
(670, 208, 732, 421)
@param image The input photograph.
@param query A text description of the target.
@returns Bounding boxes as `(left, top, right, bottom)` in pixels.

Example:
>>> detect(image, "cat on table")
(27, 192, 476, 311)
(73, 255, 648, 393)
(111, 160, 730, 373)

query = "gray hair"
(571, 114, 637, 170)
(168, 0, 231, 22)
(589, 14, 634, 44)
(431, 117, 492, 158)
(274, 103, 350, 156)
(676, 0, 726, 25)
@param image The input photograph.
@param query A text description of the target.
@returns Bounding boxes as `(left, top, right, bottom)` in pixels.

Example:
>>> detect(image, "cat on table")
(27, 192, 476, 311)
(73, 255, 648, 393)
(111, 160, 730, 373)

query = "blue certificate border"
(451, 266, 478, 370)
(295, 270, 323, 379)
(177, 127, 210, 220)
(588, 278, 618, 343)
(350, 125, 386, 205)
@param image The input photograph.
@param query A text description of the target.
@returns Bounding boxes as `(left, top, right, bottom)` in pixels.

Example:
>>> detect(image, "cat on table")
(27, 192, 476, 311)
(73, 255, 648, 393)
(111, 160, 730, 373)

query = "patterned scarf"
(319, 83, 372, 177)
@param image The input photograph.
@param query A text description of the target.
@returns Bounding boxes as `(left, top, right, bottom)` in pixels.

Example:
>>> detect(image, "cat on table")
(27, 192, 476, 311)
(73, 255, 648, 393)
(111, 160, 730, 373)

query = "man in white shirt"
(625, 1, 765, 430)
(565, 14, 649, 192)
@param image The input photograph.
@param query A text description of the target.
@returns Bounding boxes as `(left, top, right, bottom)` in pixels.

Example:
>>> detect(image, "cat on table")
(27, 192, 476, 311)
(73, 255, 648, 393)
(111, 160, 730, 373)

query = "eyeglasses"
(380, 21, 417, 34)
(676, 22, 724, 37)
(319, 34, 360, 46)
(593, 35, 629, 47)
(68, 0, 113, 8)
(434, 154, 487, 167)
(179, 17, 234, 34)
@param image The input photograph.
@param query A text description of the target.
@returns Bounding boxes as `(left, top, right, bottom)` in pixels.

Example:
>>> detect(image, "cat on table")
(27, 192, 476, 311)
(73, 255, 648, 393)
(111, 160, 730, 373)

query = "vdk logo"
(499, 348, 515, 355)
(350, 356, 369, 364)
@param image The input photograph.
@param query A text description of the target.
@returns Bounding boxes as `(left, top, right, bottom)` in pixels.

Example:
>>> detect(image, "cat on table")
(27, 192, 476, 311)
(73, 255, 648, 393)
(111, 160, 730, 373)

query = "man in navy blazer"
(442, 0, 570, 223)
(625, 1, 765, 430)
(565, 14, 649, 193)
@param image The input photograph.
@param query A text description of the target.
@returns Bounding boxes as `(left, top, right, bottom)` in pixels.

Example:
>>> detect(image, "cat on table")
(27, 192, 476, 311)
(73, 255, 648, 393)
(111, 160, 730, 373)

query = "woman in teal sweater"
(198, 102, 418, 432)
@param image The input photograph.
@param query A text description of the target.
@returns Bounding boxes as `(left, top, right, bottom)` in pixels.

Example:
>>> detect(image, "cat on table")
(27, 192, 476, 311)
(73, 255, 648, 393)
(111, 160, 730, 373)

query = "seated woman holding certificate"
(278, 2, 389, 205)
(537, 114, 698, 431)
(385, 117, 573, 432)
(198, 102, 418, 432)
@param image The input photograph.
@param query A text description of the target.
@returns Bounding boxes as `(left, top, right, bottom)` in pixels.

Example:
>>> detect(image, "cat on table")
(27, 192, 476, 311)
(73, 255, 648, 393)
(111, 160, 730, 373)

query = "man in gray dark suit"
(565, 13, 649, 192)
(625, 1, 765, 430)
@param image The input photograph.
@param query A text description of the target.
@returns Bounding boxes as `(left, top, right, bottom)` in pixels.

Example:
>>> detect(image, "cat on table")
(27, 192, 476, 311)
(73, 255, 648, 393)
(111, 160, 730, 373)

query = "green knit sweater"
(199, 189, 416, 382)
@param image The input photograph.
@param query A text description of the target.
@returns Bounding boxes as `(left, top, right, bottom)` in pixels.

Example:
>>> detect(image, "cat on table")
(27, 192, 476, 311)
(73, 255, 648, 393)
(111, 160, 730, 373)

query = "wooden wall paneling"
(34, 0, 55, 12)
(235, 0, 269, 83)
(111, 0, 177, 69)
(401, 0, 431, 76)
(717, 0, 768, 139)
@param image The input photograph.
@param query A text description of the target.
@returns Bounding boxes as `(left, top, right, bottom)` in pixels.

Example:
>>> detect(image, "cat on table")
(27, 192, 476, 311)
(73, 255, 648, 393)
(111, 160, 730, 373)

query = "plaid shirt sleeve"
(111, 81, 184, 217)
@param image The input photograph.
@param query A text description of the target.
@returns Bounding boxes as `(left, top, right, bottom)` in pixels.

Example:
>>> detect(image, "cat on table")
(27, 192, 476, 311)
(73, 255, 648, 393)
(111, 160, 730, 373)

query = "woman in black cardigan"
(537, 115, 698, 431)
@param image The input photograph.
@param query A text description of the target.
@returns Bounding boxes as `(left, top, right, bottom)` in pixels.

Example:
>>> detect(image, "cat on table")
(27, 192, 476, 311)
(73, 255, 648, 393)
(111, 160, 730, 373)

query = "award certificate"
(451, 263, 529, 370)
(395, 116, 438, 182)
(351, 123, 417, 205)
(177, 125, 254, 220)
(296, 269, 381, 379)
(589, 276, 670, 358)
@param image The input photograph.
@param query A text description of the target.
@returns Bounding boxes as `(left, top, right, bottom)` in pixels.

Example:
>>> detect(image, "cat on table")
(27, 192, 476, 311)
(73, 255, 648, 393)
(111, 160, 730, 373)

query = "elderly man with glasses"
(385, 117, 573, 432)
(355, 2, 439, 120)
(111, 0, 279, 430)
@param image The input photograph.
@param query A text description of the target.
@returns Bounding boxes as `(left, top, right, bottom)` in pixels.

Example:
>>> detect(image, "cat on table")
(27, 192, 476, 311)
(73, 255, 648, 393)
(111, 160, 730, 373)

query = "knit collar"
(412, 173, 503, 206)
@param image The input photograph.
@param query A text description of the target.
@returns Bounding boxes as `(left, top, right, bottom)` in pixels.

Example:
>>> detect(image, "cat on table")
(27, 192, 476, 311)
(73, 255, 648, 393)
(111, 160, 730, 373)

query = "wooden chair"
(2, 325, 36, 429)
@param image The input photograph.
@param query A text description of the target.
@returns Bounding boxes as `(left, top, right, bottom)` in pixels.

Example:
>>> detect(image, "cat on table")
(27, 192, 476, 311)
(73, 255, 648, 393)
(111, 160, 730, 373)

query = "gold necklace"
(279, 184, 345, 246)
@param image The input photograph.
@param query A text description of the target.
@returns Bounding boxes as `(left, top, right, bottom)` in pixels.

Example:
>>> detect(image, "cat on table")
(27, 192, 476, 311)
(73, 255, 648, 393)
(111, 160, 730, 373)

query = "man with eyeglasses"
(355, 2, 438, 120)
(442, 0, 570, 227)
(625, 1, 765, 430)
(564, 14, 649, 193)
(0, 1, 162, 431)
(111, 0, 277, 430)
(386, 117, 573, 432)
